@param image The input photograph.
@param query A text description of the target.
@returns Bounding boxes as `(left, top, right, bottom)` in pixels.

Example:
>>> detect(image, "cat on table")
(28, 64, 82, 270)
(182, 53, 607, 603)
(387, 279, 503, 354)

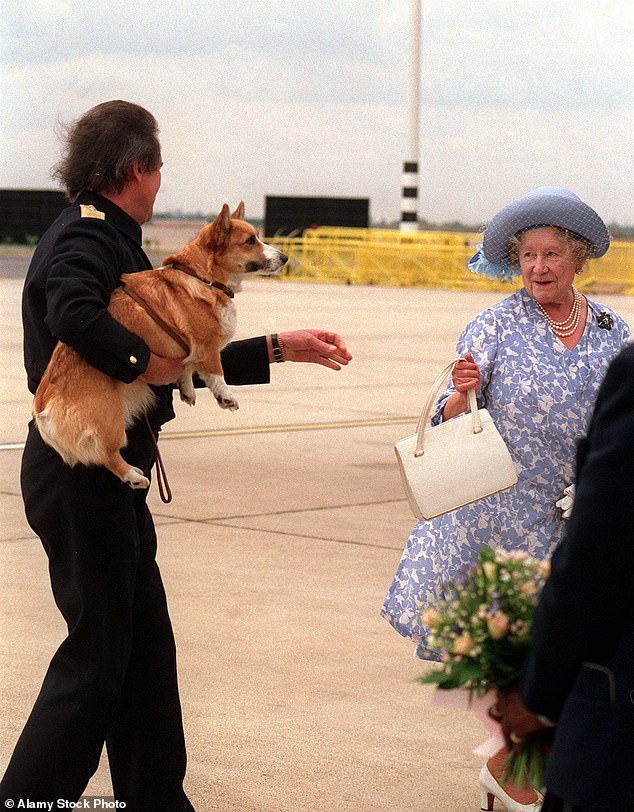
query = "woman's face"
(518, 226, 580, 307)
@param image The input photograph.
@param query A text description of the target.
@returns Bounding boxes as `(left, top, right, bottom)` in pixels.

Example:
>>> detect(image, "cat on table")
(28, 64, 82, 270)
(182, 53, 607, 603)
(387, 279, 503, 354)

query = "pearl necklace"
(536, 289, 583, 337)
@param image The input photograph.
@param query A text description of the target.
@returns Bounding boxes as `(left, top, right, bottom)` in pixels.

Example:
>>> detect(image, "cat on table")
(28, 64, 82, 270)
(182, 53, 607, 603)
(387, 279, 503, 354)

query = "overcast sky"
(1, 0, 632, 225)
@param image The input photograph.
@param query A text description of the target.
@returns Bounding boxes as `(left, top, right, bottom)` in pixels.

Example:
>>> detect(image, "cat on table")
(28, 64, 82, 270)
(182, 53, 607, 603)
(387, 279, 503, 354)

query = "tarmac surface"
(2, 260, 634, 811)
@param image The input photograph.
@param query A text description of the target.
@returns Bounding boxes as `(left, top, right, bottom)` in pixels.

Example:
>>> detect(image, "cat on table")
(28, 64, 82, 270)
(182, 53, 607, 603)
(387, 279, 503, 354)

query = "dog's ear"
(208, 203, 232, 247)
(231, 201, 245, 221)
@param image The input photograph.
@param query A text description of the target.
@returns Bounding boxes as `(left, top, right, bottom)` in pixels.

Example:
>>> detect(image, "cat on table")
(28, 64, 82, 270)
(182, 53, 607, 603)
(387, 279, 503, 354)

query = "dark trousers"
(542, 793, 586, 812)
(0, 422, 194, 811)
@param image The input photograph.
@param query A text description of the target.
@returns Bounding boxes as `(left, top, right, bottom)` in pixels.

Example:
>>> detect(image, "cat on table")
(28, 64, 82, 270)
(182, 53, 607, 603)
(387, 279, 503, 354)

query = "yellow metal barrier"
(269, 228, 634, 294)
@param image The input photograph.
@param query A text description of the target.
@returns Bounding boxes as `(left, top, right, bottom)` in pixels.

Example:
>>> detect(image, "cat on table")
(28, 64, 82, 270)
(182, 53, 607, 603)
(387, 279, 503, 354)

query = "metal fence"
(269, 227, 634, 295)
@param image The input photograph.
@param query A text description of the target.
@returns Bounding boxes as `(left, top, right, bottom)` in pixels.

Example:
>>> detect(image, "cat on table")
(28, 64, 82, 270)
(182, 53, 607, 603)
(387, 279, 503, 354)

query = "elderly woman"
(381, 187, 630, 811)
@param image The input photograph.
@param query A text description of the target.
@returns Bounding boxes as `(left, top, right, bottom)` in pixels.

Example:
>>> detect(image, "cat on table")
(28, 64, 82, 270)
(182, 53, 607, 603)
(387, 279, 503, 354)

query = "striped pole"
(400, 0, 421, 232)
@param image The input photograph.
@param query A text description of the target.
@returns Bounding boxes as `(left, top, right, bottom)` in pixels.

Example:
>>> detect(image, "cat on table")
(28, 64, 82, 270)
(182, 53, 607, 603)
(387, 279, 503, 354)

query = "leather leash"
(166, 262, 235, 298)
(143, 414, 172, 504)
(120, 267, 234, 504)
(121, 283, 189, 505)
(121, 284, 190, 355)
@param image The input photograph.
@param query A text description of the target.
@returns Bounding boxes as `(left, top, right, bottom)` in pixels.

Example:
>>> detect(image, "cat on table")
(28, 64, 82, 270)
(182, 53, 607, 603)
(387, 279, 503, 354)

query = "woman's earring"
(575, 268, 583, 275)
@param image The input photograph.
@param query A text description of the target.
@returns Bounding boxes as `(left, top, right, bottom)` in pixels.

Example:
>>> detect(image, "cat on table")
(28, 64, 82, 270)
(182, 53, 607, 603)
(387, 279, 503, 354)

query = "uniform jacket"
(521, 344, 634, 810)
(22, 191, 270, 429)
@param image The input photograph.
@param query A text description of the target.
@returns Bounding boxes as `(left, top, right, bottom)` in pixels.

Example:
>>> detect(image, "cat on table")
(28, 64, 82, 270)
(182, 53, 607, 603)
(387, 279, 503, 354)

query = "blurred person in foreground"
(0, 100, 351, 810)
(494, 341, 634, 812)
(381, 187, 629, 810)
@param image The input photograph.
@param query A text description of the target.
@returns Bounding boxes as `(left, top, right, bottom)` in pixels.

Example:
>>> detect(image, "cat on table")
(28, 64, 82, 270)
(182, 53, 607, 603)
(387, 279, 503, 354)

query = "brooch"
(597, 311, 613, 330)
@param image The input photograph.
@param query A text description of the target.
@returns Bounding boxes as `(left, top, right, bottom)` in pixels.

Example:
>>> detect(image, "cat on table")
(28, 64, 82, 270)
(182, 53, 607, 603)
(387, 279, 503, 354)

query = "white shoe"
(479, 763, 543, 811)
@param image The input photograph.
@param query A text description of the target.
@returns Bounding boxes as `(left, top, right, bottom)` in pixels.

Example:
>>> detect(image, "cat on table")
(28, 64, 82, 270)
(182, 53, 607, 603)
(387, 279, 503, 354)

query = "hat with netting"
(468, 187, 610, 281)
(483, 186, 609, 262)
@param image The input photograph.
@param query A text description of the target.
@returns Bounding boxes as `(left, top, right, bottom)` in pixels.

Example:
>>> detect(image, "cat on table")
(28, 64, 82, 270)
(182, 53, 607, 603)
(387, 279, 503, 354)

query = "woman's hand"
(452, 352, 481, 393)
(442, 352, 481, 420)
(270, 330, 352, 370)
(495, 685, 554, 751)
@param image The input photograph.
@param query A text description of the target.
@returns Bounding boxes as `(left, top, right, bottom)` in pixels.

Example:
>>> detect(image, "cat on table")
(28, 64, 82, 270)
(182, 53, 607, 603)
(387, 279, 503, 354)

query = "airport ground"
(2, 256, 634, 811)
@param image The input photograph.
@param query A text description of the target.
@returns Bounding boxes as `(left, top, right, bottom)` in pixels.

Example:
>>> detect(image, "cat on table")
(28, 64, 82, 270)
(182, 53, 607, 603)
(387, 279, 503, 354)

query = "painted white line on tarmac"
(0, 416, 418, 452)
(161, 416, 417, 441)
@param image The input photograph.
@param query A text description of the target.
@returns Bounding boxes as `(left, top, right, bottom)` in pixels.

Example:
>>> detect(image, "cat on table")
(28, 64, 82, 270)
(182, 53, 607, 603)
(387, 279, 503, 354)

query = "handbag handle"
(414, 360, 482, 457)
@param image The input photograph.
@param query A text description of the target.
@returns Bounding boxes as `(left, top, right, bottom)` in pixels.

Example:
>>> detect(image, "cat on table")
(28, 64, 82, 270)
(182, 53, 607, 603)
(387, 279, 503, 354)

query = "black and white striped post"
(400, 0, 421, 232)
(401, 160, 419, 231)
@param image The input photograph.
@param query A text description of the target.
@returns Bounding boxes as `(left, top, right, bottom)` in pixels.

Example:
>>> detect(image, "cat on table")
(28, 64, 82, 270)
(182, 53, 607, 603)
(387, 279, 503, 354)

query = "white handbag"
(395, 360, 518, 520)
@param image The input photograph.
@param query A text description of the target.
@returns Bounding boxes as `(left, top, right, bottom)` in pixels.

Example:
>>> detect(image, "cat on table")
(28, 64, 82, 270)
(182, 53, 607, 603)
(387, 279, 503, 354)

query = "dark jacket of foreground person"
(521, 343, 634, 811)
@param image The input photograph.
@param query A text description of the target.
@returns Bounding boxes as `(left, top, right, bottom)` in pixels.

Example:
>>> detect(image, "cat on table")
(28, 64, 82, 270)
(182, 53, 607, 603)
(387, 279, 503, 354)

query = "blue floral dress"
(381, 288, 630, 659)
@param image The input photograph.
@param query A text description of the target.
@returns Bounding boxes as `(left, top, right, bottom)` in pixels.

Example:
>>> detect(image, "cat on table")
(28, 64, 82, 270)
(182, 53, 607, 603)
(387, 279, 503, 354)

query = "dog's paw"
(217, 395, 239, 411)
(123, 466, 150, 489)
(178, 376, 196, 406)
(179, 387, 196, 406)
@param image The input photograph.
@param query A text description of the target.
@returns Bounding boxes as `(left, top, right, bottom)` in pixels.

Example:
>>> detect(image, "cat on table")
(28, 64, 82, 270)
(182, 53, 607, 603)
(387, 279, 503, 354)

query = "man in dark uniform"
(0, 100, 351, 809)
(494, 344, 634, 811)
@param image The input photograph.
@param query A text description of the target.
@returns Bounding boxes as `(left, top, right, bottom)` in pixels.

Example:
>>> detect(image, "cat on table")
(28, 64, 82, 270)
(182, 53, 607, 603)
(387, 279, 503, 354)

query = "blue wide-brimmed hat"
(469, 187, 610, 282)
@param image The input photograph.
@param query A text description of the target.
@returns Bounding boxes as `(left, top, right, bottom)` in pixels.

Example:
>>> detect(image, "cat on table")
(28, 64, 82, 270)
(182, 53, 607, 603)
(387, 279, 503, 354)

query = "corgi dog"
(33, 202, 287, 489)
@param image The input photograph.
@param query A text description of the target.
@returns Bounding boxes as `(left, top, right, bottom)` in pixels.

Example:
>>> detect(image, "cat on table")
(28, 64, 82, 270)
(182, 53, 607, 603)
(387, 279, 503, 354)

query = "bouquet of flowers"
(419, 546, 552, 788)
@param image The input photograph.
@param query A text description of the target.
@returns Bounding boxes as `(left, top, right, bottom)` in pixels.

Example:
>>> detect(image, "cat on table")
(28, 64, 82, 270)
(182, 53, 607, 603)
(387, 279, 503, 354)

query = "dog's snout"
(279, 252, 289, 265)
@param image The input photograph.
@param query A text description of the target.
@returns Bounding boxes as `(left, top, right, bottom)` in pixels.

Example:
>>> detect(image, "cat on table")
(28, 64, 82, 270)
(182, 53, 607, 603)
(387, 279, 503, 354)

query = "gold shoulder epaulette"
(80, 204, 105, 220)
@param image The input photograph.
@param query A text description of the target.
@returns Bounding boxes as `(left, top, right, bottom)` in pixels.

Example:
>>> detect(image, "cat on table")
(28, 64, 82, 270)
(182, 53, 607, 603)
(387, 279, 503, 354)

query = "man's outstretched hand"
(275, 330, 352, 370)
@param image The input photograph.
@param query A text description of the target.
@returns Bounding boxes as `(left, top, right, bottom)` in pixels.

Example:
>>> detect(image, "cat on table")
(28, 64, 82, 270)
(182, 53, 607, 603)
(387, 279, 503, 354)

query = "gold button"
(129, 355, 137, 365)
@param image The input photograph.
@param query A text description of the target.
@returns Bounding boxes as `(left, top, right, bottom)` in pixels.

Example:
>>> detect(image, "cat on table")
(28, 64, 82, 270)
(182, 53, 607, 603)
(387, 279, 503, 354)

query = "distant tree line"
(152, 210, 633, 239)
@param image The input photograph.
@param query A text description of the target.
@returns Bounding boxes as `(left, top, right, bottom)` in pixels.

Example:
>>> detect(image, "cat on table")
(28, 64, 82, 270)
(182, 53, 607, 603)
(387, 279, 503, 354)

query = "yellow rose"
(421, 608, 442, 627)
(453, 634, 475, 655)
(482, 561, 497, 580)
(487, 612, 510, 640)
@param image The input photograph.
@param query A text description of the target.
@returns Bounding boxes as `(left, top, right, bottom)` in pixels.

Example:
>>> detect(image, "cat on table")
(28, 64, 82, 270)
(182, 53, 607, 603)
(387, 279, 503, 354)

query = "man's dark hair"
(51, 100, 162, 201)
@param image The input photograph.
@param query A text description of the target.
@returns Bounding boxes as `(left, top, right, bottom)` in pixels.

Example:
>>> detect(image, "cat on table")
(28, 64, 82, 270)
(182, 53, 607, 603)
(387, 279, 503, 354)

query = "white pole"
(400, 0, 421, 232)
